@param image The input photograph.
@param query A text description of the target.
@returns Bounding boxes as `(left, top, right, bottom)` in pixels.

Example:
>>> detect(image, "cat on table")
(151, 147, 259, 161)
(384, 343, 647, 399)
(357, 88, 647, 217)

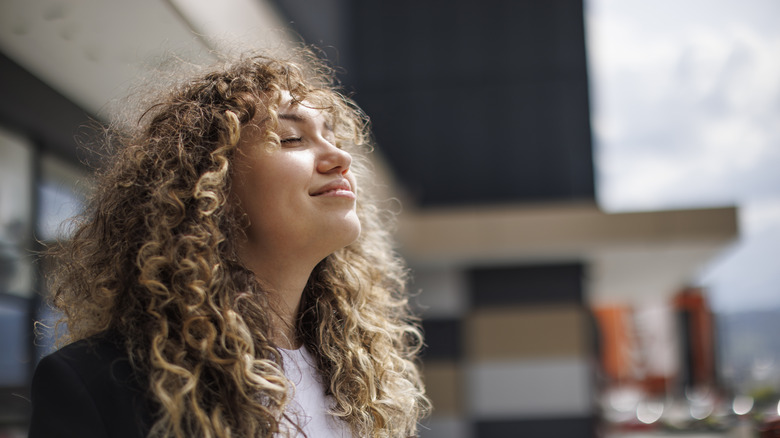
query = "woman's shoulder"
(29, 331, 153, 438)
(39, 331, 139, 387)
(44, 331, 127, 365)
(36, 330, 148, 404)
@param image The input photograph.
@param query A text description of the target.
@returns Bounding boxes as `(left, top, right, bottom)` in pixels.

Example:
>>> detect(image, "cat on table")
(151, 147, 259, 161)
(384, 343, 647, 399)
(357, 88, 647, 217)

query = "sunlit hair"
(47, 48, 430, 437)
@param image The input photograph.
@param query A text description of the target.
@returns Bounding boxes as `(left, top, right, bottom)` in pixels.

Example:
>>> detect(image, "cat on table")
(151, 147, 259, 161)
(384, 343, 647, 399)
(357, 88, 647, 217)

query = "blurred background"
(0, 1, 778, 437)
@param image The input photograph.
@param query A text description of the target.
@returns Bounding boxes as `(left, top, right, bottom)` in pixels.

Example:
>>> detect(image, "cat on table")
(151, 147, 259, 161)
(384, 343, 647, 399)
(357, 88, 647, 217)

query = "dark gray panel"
(470, 263, 584, 307)
(349, 0, 594, 206)
(421, 317, 462, 361)
(475, 416, 595, 438)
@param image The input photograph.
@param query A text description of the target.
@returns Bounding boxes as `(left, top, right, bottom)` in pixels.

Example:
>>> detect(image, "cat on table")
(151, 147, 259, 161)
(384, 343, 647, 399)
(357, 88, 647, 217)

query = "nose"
(317, 139, 352, 175)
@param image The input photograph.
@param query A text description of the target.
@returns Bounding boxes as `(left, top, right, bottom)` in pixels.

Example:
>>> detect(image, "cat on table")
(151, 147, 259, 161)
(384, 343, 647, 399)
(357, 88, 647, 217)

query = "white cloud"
(741, 198, 780, 237)
(587, 0, 780, 212)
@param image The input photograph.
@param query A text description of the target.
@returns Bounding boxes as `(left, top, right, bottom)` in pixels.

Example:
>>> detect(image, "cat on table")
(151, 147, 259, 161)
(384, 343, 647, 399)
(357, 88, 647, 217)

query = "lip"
(311, 179, 355, 199)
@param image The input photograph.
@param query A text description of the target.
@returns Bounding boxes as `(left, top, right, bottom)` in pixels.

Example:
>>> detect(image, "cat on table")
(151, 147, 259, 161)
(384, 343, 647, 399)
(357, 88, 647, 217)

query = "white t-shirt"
(279, 346, 352, 438)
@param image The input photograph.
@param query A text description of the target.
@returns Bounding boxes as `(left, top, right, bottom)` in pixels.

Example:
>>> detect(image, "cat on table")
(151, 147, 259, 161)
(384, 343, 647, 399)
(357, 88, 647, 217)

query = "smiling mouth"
(311, 180, 354, 197)
(312, 188, 356, 200)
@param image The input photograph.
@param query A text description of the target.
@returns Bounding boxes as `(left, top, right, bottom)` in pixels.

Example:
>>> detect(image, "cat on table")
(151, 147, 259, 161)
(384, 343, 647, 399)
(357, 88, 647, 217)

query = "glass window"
(0, 126, 33, 389)
(38, 154, 90, 242)
(34, 154, 91, 358)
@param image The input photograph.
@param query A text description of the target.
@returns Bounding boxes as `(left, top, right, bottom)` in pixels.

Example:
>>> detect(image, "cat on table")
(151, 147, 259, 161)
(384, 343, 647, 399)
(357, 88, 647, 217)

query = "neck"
(238, 245, 318, 349)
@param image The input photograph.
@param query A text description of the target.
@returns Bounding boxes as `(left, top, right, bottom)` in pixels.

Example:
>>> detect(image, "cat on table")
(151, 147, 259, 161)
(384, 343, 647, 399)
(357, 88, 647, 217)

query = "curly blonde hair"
(47, 49, 429, 437)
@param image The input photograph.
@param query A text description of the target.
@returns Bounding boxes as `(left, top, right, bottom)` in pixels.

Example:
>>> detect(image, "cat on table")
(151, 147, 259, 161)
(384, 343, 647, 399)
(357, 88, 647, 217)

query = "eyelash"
(279, 135, 339, 148)
(280, 137, 302, 144)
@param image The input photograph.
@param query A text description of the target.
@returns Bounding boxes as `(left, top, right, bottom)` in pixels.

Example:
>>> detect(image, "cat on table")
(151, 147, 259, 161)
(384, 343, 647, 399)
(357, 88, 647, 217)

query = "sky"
(585, 0, 780, 313)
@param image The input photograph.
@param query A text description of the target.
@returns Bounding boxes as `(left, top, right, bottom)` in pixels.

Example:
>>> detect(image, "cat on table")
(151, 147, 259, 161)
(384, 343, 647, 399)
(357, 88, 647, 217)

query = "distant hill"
(716, 307, 780, 393)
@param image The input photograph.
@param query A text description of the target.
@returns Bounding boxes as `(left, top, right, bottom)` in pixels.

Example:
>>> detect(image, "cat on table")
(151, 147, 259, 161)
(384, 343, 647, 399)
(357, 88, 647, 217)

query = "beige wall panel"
(466, 305, 589, 360)
(422, 361, 462, 416)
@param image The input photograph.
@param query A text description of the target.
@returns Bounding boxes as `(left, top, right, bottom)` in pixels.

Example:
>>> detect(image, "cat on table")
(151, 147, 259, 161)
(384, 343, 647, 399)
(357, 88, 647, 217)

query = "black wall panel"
(420, 318, 462, 361)
(470, 263, 585, 307)
(475, 416, 595, 438)
(349, 0, 594, 206)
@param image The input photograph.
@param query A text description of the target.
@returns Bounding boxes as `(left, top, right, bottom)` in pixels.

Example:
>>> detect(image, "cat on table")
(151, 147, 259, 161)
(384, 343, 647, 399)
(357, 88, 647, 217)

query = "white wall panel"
(419, 416, 470, 438)
(467, 358, 593, 418)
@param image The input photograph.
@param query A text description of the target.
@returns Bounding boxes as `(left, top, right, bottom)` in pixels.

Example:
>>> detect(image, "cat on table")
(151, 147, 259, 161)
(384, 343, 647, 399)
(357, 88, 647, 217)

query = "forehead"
(277, 99, 329, 124)
(243, 92, 335, 140)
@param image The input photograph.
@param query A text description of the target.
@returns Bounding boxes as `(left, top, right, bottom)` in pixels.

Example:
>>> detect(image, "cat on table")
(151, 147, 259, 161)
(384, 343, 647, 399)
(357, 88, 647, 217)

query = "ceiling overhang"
(397, 203, 738, 304)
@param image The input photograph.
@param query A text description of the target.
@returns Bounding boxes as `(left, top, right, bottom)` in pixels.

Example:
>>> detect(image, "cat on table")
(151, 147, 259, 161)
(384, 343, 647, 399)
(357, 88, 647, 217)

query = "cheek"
(231, 159, 273, 216)
(236, 151, 300, 190)
(271, 152, 316, 188)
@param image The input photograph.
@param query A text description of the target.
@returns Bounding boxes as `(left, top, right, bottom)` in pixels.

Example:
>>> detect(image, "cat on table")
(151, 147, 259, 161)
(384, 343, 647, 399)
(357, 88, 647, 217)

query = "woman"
(29, 49, 429, 438)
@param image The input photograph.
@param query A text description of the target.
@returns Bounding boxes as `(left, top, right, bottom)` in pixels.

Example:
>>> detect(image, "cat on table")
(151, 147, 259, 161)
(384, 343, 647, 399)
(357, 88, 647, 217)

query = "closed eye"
(280, 137, 302, 145)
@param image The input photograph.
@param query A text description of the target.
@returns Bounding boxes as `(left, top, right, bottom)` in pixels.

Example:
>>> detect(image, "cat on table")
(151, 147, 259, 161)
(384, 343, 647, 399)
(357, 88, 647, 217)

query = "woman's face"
(231, 94, 361, 268)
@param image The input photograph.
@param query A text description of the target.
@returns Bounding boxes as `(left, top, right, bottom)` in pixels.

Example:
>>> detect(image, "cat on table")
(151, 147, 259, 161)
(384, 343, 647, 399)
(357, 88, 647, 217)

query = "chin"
(350, 222, 362, 244)
(342, 216, 362, 246)
(340, 211, 362, 246)
(321, 212, 361, 254)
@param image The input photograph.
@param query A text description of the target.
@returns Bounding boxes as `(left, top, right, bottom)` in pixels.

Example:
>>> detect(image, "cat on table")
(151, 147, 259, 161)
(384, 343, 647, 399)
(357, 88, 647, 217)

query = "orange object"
(594, 306, 637, 383)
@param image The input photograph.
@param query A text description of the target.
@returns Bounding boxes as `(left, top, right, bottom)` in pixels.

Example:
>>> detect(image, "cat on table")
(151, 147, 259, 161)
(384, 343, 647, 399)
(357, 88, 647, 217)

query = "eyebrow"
(278, 112, 307, 122)
(278, 111, 334, 133)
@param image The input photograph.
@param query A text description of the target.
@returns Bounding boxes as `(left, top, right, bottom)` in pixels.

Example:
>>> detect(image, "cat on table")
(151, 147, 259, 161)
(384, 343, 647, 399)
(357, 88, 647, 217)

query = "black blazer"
(28, 333, 153, 438)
